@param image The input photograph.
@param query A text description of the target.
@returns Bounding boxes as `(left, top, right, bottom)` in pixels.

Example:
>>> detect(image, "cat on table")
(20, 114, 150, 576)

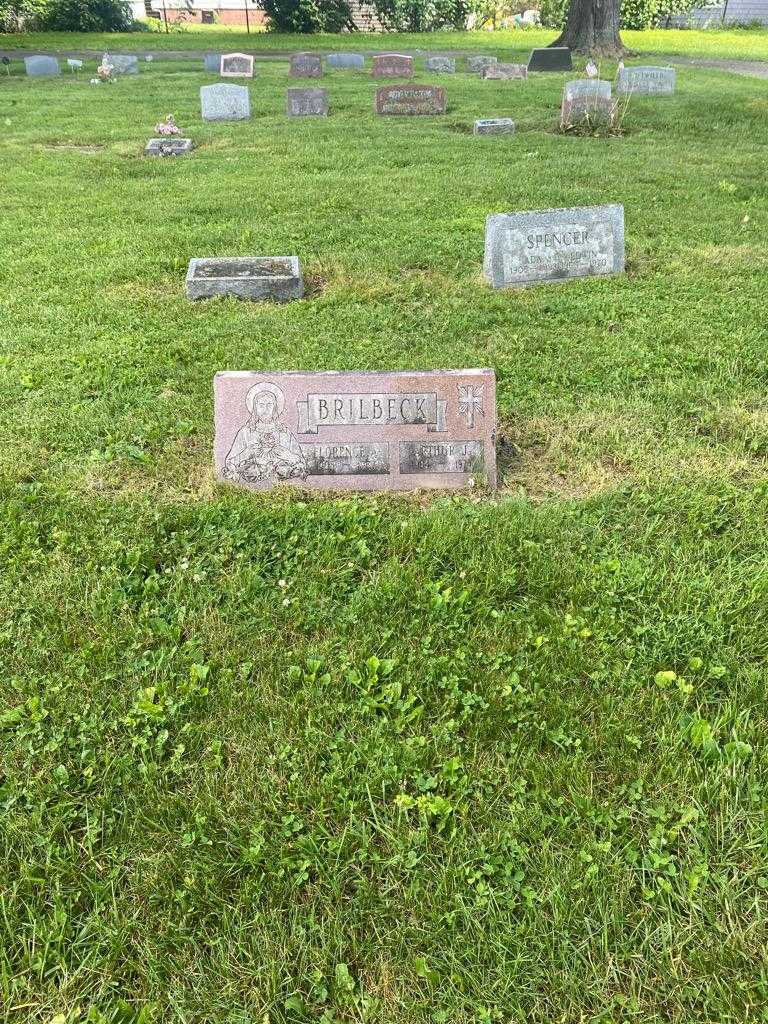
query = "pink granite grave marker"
(214, 369, 496, 492)
(371, 53, 414, 79)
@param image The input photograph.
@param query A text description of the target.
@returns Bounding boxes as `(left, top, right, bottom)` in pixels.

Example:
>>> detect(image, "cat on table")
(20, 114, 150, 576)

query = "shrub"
(0, 0, 46, 30)
(38, 0, 135, 31)
(539, 0, 700, 30)
(261, 0, 354, 32)
(368, 0, 470, 31)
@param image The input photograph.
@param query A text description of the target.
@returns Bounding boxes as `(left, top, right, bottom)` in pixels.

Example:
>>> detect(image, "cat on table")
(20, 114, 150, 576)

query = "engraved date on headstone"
(400, 440, 484, 474)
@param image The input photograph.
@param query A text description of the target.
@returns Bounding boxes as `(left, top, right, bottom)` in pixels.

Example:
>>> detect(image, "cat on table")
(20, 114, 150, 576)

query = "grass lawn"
(2, 36, 768, 1024)
(3, 26, 768, 60)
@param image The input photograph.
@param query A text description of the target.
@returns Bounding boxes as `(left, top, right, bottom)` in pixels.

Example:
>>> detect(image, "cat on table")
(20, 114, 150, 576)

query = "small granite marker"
(616, 65, 675, 95)
(326, 52, 365, 70)
(214, 369, 497, 492)
(145, 138, 194, 156)
(200, 83, 250, 122)
(467, 55, 498, 73)
(372, 53, 414, 79)
(426, 56, 456, 73)
(103, 53, 138, 75)
(204, 53, 222, 73)
(290, 52, 323, 78)
(564, 78, 611, 99)
(187, 256, 303, 302)
(527, 47, 572, 72)
(220, 53, 254, 78)
(484, 204, 625, 288)
(375, 85, 446, 115)
(482, 62, 527, 80)
(474, 118, 515, 136)
(286, 87, 328, 117)
(24, 55, 60, 77)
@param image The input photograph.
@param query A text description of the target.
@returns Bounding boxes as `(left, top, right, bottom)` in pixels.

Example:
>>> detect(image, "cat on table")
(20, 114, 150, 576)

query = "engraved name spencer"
(504, 222, 614, 278)
(224, 380, 306, 484)
(297, 393, 447, 434)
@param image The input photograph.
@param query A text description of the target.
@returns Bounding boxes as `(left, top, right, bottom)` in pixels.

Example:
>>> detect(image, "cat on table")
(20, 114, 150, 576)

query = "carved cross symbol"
(458, 384, 484, 429)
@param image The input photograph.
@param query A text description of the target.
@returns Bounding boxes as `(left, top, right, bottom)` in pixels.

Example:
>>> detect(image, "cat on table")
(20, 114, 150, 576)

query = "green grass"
(3, 25, 768, 60)
(2, 44, 768, 1024)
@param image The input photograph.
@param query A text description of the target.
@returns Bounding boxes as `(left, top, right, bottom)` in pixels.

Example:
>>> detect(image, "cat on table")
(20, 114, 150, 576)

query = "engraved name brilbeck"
(214, 370, 496, 492)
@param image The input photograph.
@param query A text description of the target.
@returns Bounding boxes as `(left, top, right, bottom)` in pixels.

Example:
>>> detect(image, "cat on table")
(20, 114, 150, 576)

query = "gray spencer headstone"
(616, 65, 675, 96)
(286, 87, 328, 117)
(200, 83, 250, 122)
(426, 56, 456, 74)
(474, 118, 516, 136)
(204, 53, 223, 73)
(186, 257, 303, 302)
(527, 47, 573, 72)
(467, 55, 498, 73)
(484, 204, 625, 289)
(24, 55, 60, 77)
(103, 53, 138, 75)
(326, 52, 365, 70)
(145, 137, 194, 156)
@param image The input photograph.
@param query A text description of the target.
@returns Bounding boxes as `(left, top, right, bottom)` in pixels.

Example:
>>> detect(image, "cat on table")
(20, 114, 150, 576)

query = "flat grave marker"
(375, 84, 446, 115)
(616, 65, 675, 95)
(200, 83, 250, 121)
(290, 52, 323, 78)
(220, 53, 255, 78)
(214, 369, 497, 492)
(187, 256, 303, 302)
(372, 53, 414, 79)
(145, 138, 194, 156)
(286, 87, 328, 116)
(474, 118, 516, 136)
(484, 204, 625, 288)
(527, 47, 572, 72)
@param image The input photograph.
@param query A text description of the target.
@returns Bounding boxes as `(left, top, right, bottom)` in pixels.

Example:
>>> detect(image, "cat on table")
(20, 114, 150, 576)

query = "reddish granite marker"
(214, 370, 496, 492)
(375, 85, 446, 115)
(371, 53, 414, 79)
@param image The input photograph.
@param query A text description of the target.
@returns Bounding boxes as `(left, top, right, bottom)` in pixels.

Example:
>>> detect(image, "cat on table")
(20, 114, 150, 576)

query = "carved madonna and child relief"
(224, 381, 306, 484)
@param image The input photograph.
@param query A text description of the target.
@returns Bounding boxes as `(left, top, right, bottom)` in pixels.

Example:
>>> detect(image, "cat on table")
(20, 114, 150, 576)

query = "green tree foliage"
(540, 0, 698, 30)
(368, 0, 470, 31)
(260, 0, 354, 32)
(37, 0, 135, 31)
(0, 0, 46, 31)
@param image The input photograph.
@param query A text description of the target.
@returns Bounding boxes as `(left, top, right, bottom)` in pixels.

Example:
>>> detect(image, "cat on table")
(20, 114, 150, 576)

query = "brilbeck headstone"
(24, 55, 60, 77)
(372, 53, 414, 79)
(616, 65, 675, 95)
(474, 118, 515, 136)
(286, 87, 328, 117)
(527, 47, 572, 72)
(327, 52, 365, 70)
(221, 52, 254, 78)
(484, 205, 625, 288)
(187, 256, 303, 302)
(200, 83, 250, 122)
(103, 53, 138, 75)
(290, 52, 323, 78)
(214, 369, 497, 491)
(426, 56, 455, 73)
(375, 85, 446, 115)
(482, 62, 527, 80)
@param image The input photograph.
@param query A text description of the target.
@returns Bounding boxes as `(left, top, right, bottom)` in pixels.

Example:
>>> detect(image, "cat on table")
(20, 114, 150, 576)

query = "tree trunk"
(551, 0, 626, 57)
